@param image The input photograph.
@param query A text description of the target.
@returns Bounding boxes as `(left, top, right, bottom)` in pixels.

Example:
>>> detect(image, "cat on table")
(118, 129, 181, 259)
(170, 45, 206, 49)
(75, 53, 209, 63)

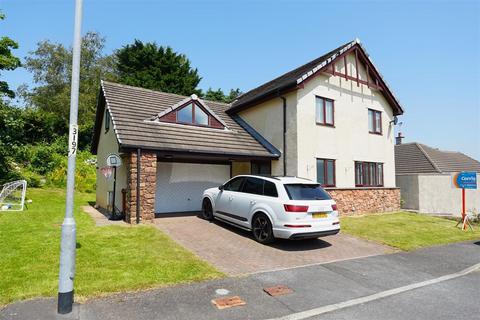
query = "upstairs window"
(177, 103, 193, 123)
(105, 110, 110, 132)
(316, 158, 335, 187)
(158, 98, 225, 129)
(368, 109, 382, 134)
(355, 161, 384, 187)
(315, 96, 334, 126)
(176, 102, 209, 126)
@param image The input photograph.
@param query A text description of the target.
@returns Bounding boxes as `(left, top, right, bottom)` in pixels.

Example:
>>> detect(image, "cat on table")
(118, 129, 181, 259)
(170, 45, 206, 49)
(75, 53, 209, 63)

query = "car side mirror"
(218, 185, 224, 191)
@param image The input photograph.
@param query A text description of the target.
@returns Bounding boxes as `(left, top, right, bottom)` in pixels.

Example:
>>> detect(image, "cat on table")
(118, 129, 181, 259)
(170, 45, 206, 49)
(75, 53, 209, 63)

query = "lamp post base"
(58, 290, 74, 314)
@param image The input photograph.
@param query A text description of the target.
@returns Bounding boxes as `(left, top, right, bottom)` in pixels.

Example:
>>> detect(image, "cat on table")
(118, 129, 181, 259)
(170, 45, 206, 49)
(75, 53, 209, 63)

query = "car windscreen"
(284, 184, 332, 200)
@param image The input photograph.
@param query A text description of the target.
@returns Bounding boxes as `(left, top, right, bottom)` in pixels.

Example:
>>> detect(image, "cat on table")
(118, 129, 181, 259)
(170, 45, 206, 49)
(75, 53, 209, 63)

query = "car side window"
(224, 177, 244, 192)
(242, 177, 264, 195)
(263, 181, 278, 197)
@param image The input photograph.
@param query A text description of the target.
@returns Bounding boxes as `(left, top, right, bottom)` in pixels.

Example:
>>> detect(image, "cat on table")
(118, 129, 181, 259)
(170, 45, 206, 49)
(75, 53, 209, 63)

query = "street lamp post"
(58, 0, 83, 314)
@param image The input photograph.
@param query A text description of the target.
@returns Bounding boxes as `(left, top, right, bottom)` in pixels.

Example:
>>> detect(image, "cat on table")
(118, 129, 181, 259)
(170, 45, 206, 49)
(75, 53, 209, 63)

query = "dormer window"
(155, 94, 227, 129)
(177, 102, 209, 126)
(177, 103, 194, 123)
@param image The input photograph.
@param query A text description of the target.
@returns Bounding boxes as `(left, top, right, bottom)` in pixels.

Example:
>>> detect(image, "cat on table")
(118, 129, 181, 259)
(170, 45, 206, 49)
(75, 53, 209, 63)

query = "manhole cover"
(211, 296, 246, 309)
(263, 285, 293, 297)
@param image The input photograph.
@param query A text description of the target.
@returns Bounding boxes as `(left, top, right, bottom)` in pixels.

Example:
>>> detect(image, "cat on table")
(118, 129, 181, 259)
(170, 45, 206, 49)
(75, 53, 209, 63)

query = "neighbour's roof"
(228, 39, 404, 116)
(395, 143, 480, 174)
(92, 81, 279, 159)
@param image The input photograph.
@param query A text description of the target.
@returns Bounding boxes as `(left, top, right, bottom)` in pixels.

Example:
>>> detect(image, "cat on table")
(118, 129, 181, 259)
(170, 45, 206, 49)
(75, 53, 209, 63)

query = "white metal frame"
(0, 180, 27, 211)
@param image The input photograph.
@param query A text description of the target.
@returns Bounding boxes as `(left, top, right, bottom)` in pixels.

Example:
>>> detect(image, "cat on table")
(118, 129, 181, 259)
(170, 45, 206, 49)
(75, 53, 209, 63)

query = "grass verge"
(0, 188, 222, 306)
(341, 211, 480, 251)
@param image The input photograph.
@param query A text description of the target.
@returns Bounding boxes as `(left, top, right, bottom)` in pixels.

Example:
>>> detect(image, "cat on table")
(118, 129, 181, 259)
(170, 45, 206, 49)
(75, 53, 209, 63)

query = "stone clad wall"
(125, 151, 157, 223)
(326, 188, 401, 216)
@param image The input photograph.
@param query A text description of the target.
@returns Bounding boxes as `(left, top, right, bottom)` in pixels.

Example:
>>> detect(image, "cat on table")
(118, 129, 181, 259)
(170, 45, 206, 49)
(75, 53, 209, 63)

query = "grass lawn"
(341, 212, 480, 251)
(0, 188, 222, 306)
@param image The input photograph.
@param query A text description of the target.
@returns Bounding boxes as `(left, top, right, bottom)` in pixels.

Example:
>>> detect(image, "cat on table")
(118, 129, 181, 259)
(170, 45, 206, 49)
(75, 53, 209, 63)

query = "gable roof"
(92, 81, 279, 159)
(154, 94, 229, 128)
(395, 143, 480, 175)
(228, 39, 404, 116)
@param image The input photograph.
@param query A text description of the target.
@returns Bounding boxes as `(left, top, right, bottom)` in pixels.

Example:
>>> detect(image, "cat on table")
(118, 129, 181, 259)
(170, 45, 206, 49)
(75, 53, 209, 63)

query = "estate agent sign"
(454, 171, 477, 189)
(452, 171, 477, 231)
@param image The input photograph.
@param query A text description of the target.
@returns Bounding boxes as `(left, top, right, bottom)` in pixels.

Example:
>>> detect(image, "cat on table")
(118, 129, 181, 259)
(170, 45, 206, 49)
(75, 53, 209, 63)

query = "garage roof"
(92, 81, 280, 159)
(395, 143, 480, 174)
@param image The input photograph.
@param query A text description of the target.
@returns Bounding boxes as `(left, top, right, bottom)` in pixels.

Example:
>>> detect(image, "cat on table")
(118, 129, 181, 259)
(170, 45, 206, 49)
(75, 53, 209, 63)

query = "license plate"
(312, 212, 328, 218)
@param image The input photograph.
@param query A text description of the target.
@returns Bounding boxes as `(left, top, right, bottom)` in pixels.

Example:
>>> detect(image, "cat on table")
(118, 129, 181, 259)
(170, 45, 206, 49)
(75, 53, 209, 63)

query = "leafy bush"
(47, 150, 97, 193)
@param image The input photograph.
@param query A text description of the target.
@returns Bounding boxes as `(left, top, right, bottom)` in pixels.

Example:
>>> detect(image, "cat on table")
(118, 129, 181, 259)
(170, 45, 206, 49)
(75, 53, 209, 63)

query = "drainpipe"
(136, 148, 141, 224)
(281, 97, 287, 176)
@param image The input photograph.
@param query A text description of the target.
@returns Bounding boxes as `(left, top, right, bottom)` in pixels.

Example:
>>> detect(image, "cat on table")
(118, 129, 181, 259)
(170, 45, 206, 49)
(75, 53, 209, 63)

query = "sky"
(2, 0, 480, 160)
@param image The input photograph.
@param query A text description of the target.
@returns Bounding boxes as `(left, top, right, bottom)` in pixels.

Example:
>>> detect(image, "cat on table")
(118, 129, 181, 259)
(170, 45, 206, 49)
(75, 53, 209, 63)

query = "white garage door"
(155, 162, 230, 214)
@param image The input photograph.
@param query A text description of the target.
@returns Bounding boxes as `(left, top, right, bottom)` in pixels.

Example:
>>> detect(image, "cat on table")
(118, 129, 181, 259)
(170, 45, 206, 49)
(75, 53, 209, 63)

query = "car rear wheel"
(202, 199, 214, 221)
(252, 213, 275, 244)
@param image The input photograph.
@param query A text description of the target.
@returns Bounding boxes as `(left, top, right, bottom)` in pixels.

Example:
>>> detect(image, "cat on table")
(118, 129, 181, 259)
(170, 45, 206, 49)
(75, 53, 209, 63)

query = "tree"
(0, 12, 21, 99)
(115, 40, 201, 96)
(22, 32, 116, 148)
(204, 87, 242, 103)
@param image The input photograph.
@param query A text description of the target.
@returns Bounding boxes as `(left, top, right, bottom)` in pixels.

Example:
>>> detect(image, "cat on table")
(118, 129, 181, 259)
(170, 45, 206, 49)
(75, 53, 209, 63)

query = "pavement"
(1, 241, 479, 320)
(81, 206, 126, 227)
(153, 215, 394, 275)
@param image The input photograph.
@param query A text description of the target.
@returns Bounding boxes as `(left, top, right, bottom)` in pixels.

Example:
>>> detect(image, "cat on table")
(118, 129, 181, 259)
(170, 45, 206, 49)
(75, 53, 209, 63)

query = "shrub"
(47, 150, 97, 193)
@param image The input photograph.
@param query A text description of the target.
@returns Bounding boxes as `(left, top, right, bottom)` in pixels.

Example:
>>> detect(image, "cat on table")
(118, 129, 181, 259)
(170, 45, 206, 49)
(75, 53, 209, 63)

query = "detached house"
(92, 39, 404, 223)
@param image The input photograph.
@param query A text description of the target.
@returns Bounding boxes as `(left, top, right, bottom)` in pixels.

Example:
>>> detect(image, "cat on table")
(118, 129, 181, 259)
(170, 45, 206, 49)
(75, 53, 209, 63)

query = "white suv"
(202, 175, 340, 244)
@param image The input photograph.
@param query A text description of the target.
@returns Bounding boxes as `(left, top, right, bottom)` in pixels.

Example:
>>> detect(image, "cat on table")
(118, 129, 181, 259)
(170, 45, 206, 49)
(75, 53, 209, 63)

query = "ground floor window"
(251, 160, 271, 176)
(316, 158, 335, 187)
(355, 161, 383, 187)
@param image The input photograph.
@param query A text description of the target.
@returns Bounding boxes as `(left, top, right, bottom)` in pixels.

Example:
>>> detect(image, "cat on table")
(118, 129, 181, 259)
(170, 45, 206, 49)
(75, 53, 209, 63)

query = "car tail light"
(331, 204, 338, 211)
(284, 204, 309, 212)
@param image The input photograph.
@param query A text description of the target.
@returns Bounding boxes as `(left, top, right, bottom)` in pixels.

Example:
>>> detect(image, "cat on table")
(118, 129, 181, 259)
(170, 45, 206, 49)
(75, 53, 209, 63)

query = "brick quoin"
(125, 151, 156, 223)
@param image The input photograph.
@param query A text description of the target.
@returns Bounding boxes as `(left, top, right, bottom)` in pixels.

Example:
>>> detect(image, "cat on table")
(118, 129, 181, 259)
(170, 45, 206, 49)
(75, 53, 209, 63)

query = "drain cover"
(263, 285, 293, 297)
(211, 296, 246, 309)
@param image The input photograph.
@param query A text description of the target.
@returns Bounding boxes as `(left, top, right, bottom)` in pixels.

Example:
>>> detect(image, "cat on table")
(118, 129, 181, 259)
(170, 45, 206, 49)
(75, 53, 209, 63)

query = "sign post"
(453, 172, 477, 231)
(106, 154, 122, 219)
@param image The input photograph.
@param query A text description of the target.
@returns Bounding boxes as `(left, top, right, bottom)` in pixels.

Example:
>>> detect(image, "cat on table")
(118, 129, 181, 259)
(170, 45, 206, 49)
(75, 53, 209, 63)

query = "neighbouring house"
(395, 142, 480, 216)
(92, 39, 404, 223)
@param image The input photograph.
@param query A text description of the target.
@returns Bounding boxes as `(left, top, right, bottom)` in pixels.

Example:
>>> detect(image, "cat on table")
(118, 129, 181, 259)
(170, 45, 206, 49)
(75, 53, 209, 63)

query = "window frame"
(368, 109, 382, 135)
(355, 161, 384, 187)
(251, 160, 271, 176)
(241, 177, 265, 196)
(104, 110, 110, 133)
(175, 101, 211, 128)
(223, 177, 245, 192)
(316, 158, 336, 187)
(263, 180, 278, 198)
(315, 96, 335, 127)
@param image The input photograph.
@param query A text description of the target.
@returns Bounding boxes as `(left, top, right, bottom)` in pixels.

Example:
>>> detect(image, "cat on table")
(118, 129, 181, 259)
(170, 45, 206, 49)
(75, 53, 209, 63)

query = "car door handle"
(229, 196, 233, 201)
(250, 200, 256, 205)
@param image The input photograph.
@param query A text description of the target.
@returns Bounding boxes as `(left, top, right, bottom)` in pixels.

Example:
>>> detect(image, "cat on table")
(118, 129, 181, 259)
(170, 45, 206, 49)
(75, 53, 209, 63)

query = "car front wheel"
(202, 199, 214, 221)
(252, 213, 275, 244)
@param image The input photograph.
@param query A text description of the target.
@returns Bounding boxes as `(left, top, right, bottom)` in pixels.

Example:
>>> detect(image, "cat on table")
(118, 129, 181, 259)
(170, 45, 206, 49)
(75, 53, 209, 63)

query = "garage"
(155, 162, 231, 214)
(93, 82, 279, 223)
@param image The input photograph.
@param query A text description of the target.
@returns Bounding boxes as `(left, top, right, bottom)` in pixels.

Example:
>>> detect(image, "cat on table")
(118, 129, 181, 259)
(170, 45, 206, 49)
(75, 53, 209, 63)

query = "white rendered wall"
(295, 52, 396, 187)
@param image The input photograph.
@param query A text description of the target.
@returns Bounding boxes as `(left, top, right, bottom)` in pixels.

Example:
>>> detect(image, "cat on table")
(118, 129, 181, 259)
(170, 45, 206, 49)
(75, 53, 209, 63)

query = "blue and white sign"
(454, 172, 477, 189)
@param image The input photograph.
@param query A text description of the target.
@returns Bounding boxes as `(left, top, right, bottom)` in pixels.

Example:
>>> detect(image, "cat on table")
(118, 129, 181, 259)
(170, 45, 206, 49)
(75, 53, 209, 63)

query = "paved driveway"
(154, 215, 394, 275)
